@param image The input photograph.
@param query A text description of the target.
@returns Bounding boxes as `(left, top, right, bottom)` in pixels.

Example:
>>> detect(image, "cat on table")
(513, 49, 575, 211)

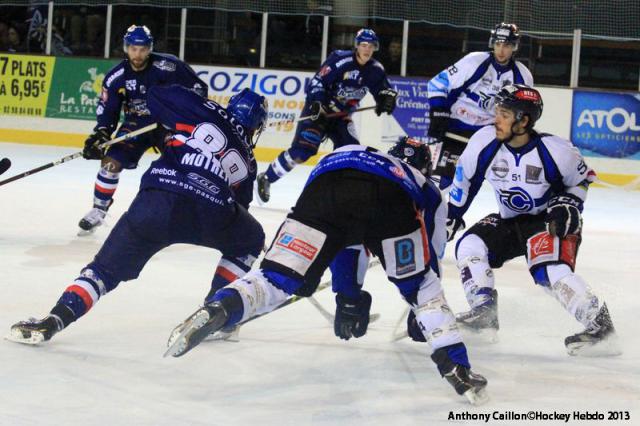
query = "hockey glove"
(334, 290, 372, 340)
(428, 107, 451, 139)
(375, 88, 398, 116)
(308, 101, 328, 121)
(82, 128, 111, 160)
(545, 193, 583, 238)
(446, 216, 466, 242)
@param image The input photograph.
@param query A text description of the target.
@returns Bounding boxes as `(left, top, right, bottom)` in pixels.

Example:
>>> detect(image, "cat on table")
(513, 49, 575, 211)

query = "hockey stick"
(267, 106, 377, 128)
(0, 158, 11, 175)
(0, 123, 158, 187)
(444, 132, 470, 144)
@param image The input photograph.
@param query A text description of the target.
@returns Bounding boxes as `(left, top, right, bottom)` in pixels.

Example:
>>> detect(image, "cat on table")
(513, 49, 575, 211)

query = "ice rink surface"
(1, 142, 638, 425)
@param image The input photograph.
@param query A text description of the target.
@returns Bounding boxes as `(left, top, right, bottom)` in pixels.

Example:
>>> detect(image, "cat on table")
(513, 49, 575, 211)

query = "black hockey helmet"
(489, 23, 520, 51)
(494, 84, 543, 131)
(388, 137, 432, 177)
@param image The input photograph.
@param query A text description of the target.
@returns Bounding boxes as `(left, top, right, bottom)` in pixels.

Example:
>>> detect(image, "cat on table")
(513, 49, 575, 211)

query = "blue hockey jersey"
(96, 53, 207, 133)
(306, 50, 390, 112)
(141, 85, 257, 208)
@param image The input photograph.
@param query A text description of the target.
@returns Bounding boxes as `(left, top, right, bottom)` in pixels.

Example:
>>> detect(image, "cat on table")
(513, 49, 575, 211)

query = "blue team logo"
(394, 238, 416, 275)
(497, 186, 534, 212)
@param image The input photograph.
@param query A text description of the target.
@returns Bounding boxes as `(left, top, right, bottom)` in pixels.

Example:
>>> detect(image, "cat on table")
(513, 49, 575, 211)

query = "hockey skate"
(164, 303, 229, 358)
(6, 315, 63, 345)
(255, 172, 270, 204)
(443, 364, 489, 405)
(77, 204, 110, 236)
(455, 289, 499, 342)
(565, 303, 622, 357)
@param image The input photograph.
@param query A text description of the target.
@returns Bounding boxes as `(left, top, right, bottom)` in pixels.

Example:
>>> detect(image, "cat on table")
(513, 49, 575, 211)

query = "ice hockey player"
(78, 25, 207, 235)
(166, 138, 489, 405)
(427, 23, 533, 190)
(255, 28, 397, 203)
(446, 84, 620, 356)
(8, 85, 268, 346)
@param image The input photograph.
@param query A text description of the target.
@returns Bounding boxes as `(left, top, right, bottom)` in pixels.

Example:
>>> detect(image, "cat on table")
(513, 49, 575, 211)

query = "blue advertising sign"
(387, 76, 431, 142)
(571, 90, 640, 159)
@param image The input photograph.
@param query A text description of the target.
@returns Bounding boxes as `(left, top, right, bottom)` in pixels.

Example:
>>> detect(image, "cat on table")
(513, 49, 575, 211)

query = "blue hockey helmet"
(388, 136, 432, 177)
(123, 25, 154, 52)
(354, 28, 379, 51)
(489, 23, 520, 50)
(228, 88, 269, 146)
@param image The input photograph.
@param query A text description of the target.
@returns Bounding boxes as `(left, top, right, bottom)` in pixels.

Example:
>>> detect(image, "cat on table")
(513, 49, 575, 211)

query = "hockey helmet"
(123, 25, 154, 52)
(227, 88, 269, 146)
(388, 137, 432, 177)
(489, 23, 520, 50)
(494, 84, 543, 131)
(354, 28, 379, 51)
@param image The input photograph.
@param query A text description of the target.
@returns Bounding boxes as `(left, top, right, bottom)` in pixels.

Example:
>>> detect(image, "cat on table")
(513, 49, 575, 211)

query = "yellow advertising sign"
(0, 54, 55, 117)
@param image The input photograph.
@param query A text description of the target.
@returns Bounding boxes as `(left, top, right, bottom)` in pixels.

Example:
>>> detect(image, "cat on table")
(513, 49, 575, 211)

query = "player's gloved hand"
(334, 290, 372, 340)
(82, 128, 111, 160)
(545, 193, 583, 237)
(407, 310, 427, 342)
(375, 88, 398, 116)
(428, 106, 451, 139)
(308, 101, 328, 121)
(446, 215, 465, 242)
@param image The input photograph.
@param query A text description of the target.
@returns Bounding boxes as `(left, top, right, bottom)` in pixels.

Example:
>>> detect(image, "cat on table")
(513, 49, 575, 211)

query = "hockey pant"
(52, 189, 264, 326)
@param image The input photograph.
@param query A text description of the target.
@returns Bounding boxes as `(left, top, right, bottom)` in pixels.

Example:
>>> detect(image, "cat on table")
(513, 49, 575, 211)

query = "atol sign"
(571, 90, 640, 159)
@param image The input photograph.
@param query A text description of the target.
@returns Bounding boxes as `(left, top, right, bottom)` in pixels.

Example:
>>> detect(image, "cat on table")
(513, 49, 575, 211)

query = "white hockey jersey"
(449, 126, 596, 219)
(428, 52, 533, 128)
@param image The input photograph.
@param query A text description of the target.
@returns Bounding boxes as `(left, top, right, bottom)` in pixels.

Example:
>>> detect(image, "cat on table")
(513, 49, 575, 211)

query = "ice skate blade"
(567, 335, 622, 357)
(204, 325, 240, 343)
(463, 387, 489, 405)
(77, 227, 98, 237)
(164, 310, 211, 358)
(5, 328, 45, 345)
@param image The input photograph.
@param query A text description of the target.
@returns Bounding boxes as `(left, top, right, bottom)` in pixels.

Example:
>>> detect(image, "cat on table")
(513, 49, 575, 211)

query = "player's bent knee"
(455, 233, 488, 262)
(527, 231, 580, 286)
(288, 145, 317, 163)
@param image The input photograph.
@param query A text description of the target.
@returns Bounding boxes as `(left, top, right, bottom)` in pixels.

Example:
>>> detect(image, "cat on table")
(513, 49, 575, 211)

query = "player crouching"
(166, 139, 489, 404)
(446, 84, 620, 357)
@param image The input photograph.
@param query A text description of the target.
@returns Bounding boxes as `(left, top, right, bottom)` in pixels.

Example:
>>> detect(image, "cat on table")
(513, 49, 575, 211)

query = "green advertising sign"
(46, 57, 117, 120)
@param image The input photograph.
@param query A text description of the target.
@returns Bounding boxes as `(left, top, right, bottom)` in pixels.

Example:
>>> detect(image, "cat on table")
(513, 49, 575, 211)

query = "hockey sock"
(546, 271, 600, 327)
(431, 342, 470, 376)
(54, 269, 108, 323)
(93, 168, 120, 209)
(210, 288, 245, 326)
(265, 150, 297, 184)
(207, 255, 256, 302)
